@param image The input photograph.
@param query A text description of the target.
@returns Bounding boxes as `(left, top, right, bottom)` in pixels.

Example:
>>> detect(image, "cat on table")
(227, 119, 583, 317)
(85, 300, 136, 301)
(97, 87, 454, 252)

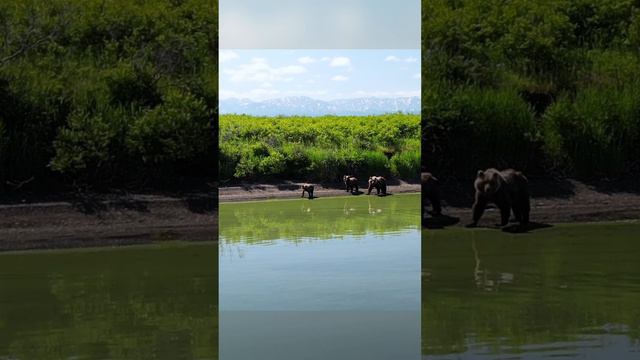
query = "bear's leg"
(301, 189, 305, 198)
(513, 205, 522, 223)
(521, 194, 530, 225)
(355, 183, 358, 193)
(308, 189, 313, 199)
(469, 194, 488, 227)
(499, 205, 510, 226)
(428, 193, 442, 216)
(367, 183, 374, 195)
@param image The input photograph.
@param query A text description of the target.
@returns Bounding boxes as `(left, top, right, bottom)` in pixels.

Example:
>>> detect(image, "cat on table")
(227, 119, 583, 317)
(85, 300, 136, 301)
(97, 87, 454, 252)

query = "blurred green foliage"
(220, 114, 421, 182)
(423, 0, 640, 178)
(0, 0, 217, 191)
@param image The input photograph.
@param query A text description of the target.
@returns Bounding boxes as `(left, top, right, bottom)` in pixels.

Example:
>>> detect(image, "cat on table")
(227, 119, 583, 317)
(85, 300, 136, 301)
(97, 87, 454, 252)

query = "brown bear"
(422, 172, 442, 216)
(367, 176, 387, 195)
(343, 175, 359, 193)
(301, 184, 314, 199)
(468, 168, 530, 227)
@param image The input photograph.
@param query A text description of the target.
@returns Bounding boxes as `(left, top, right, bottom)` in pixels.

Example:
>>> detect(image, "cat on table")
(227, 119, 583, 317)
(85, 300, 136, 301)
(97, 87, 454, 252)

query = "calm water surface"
(423, 222, 640, 359)
(220, 194, 421, 360)
(0, 242, 217, 360)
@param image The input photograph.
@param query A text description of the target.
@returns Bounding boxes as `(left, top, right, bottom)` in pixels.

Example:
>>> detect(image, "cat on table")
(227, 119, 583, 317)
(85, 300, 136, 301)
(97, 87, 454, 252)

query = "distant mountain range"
(219, 96, 420, 116)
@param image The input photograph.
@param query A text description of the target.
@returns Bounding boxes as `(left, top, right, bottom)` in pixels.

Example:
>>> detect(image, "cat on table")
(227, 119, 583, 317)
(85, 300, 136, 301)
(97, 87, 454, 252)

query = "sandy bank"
(0, 193, 217, 251)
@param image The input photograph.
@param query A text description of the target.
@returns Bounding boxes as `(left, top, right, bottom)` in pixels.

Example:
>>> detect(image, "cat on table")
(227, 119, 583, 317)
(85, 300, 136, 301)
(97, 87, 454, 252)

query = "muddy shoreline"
(219, 180, 421, 202)
(424, 178, 640, 229)
(0, 193, 217, 252)
(2, 177, 639, 251)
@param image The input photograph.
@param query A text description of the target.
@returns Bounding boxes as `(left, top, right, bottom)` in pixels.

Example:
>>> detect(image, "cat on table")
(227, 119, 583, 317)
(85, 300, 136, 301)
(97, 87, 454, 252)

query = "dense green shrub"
(220, 115, 420, 182)
(128, 90, 210, 165)
(0, 0, 217, 191)
(542, 87, 640, 177)
(424, 86, 536, 177)
(423, 0, 640, 179)
(51, 109, 125, 182)
(391, 150, 421, 180)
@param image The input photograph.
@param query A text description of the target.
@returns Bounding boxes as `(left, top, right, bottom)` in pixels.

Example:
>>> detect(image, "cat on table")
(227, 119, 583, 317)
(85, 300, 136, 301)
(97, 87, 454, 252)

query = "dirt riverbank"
(0, 192, 217, 252)
(219, 180, 421, 202)
(424, 178, 640, 229)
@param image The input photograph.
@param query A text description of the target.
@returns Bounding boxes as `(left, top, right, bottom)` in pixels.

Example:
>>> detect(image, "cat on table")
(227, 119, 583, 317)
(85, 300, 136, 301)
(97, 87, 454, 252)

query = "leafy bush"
(541, 87, 640, 177)
(128, 90, 210, 165)
(0, 0, 217, 191)
(424, 86, 536, 177)
(51, 110, 124, 181)
(220, 114, 420, 182)
(391, 150, 421, 180)
(423, 0, 640, 180)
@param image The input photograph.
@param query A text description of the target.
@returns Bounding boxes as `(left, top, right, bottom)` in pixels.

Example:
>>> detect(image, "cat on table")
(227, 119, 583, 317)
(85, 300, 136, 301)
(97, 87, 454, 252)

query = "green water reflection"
(220, 194, 420, 243)
(220, 194, 421, 360)
(422, 222, 640, 359)
(0, 242, 217, 360)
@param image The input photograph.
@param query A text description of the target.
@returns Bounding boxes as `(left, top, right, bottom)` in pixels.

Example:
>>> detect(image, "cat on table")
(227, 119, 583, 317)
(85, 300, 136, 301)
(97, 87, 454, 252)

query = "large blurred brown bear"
(422, 172, 442, 216)
(301, 184, 314, 199)
(468, 168, 530, 227)
(367, 176, 387, 195)
(343, 175, 358, 193)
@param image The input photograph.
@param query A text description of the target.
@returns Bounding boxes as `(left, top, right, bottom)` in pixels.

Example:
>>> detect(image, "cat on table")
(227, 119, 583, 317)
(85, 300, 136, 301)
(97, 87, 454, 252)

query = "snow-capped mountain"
(219, 96, 420, 116)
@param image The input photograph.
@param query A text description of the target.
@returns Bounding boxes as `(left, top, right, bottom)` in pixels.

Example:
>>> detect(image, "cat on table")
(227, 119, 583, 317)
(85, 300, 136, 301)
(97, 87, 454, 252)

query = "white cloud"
(331, 75, 349, 81)
(298, 56, 317, 64)
(221, 89, 329, 101)
(354, 90, 420, 98)
(220, 88, 282, 100)
(329, 57, 351, 67)
(220, 50, 239, 63)
(385, 55, 418, 63)
(223, 58, 307, 83)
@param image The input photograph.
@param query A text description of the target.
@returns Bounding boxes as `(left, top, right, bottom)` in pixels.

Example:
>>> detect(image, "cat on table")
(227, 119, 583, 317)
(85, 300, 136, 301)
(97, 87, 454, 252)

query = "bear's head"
(476, 169, 502, 195)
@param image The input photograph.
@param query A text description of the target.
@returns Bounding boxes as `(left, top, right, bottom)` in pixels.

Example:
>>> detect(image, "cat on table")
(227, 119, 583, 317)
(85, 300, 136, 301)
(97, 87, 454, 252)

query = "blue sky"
(220, 50, 421, 101)
(219, 0, 420, 49)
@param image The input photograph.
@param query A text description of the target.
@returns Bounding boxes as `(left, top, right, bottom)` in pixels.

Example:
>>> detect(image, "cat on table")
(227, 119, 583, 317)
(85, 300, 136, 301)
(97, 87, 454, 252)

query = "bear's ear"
(477, 170, 484, 177)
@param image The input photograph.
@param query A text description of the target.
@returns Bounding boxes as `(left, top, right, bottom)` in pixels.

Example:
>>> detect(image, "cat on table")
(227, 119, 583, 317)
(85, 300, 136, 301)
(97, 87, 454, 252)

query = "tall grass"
(423, 86, 537, 178)
(542, 86, 640, 177)
(423, 0, 640, 180)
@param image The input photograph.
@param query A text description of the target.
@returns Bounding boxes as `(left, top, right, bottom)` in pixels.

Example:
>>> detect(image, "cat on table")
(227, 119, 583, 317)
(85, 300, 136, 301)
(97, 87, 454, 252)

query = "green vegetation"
(423, 0, 640, 179)
(0, 0, 217, 192)
(422, 223, 640, 356)
(220, 114, 420, 182)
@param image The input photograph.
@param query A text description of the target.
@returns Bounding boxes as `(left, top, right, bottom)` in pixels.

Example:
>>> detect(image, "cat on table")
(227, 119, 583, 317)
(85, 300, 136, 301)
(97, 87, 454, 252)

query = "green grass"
(220, 114, 421, 182)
